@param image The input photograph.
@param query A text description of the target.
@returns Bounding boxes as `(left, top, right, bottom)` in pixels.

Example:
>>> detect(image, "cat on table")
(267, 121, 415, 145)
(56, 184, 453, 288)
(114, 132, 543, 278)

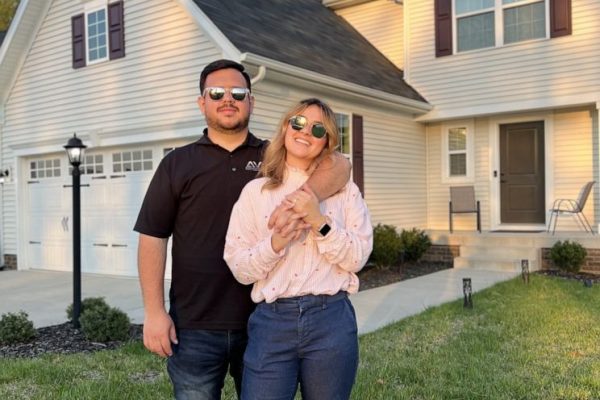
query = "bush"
(0, 311, 37, 345)
(80, 306, 131, 342)
(550, 240, 587, 273)
(66, 297, 110, 321)
(399, 228, 432, 263)
(371, 224, 403, 268)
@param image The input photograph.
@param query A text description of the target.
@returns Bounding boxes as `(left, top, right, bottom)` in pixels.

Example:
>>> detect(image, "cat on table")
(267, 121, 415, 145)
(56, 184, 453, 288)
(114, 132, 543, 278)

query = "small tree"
(399, 228, 431, 263)
(370, 224, 403, 268)
(550, 240, 587, 273)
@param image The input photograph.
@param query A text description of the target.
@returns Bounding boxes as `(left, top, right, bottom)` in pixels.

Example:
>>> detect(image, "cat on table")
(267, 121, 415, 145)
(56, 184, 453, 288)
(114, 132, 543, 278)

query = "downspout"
(250, 65, 266, 87)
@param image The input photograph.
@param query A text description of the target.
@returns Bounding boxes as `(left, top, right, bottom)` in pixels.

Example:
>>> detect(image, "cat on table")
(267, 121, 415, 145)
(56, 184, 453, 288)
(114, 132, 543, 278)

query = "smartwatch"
(317, 221, 331, 237)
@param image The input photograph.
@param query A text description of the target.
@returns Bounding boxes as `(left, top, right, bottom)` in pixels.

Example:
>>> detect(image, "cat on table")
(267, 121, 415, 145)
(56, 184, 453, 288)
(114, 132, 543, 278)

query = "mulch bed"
(536, 269, 600, 284)
(358, 262, 451, 291)
(0, 323, 143, 359)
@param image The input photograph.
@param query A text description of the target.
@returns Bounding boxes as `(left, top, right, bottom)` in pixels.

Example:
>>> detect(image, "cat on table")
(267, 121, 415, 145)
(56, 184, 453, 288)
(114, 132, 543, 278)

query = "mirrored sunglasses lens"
(311, 124, 326, 138)
(207, 88, 225, 100)
(290, 116, 306, 131)
(230, 88, 248, 101)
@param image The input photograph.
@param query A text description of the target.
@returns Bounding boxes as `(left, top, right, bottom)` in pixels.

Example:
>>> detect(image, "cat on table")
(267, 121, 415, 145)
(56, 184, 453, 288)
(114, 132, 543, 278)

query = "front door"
(500, 121, 545, 224)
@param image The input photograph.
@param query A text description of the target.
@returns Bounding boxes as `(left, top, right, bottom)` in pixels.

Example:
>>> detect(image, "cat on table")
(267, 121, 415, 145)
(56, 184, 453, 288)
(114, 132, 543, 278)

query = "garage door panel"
(82, 243, 111, 274)
(111, 245, 137, 276)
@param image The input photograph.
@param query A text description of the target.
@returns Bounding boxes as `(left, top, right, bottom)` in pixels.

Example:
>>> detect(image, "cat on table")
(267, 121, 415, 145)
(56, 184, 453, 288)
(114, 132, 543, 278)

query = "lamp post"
(64, 134, 87, 328)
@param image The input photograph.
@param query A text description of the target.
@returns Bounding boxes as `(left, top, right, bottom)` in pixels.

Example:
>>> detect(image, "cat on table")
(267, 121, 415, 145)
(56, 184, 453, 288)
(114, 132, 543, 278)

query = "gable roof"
(192, 0, 425, 103)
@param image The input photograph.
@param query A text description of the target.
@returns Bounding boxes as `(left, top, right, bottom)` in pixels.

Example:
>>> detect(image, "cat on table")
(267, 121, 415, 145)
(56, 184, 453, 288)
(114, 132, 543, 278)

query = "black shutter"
(108, 1, 125, 60)
(71, 13, 86, 69)
(352, 114, 364, 196)
(550, 0, 572, 38)
(434, 0, 452, 57)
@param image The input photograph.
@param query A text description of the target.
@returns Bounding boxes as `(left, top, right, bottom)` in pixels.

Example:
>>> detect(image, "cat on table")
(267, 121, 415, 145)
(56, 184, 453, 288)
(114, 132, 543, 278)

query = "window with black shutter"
(71, 1, 125, 69)
(435, 0, 571, 57)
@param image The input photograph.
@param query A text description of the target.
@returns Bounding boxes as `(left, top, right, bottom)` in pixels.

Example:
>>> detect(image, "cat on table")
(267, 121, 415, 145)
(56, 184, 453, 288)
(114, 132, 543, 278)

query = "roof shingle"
(192, 0, 425, 102)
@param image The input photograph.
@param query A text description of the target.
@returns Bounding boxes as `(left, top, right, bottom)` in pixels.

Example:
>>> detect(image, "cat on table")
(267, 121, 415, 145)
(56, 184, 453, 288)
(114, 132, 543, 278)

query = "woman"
(224, 98, 373, 400)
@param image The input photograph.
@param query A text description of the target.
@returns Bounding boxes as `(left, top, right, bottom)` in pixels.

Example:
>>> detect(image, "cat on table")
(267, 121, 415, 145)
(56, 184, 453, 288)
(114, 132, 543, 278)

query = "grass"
(1, 275, 598, 399)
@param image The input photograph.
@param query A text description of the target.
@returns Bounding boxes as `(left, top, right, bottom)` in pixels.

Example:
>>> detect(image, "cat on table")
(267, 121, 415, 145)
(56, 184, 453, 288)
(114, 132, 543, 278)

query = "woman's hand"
(286, 186, 326, 233)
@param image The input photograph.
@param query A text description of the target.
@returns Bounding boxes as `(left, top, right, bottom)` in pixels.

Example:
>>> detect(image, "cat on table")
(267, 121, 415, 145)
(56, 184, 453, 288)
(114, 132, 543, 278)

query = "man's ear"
(249, 95, 255, 114)
(197, 96, 205, 114)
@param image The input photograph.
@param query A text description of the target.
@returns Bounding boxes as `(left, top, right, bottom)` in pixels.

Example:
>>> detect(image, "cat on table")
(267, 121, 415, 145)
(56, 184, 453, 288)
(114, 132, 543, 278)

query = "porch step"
(455, 245, 540, 272)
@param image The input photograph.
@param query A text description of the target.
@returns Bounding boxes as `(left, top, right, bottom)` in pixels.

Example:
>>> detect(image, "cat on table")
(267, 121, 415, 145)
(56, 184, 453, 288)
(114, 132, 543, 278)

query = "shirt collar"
(196, 128, 263, 148)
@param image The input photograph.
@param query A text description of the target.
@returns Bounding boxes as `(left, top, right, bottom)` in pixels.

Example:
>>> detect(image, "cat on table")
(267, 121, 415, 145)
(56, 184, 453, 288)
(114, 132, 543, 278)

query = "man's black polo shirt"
(134, 130, 267, 330)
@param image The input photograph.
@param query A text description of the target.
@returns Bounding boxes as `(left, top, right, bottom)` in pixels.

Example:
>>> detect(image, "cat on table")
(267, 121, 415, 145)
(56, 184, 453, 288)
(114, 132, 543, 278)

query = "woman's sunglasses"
(203, 87, 250, 101)
(288, 115, 327, 139)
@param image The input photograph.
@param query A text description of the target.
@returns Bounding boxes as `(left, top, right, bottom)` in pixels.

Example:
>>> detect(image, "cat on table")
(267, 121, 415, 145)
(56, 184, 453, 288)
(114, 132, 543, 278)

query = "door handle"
(111, 244, 128, 248)
(93, 243, 109, 247)
(29, 241, 41, 244)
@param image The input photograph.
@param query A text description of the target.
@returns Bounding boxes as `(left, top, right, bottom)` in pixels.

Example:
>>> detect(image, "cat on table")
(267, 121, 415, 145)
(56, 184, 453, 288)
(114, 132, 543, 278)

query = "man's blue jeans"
(241, 292, 359, 400)
(167, 329, 247, 400)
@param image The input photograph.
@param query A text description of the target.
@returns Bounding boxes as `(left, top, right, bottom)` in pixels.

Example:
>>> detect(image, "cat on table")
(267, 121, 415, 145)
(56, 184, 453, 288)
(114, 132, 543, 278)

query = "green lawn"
(1, 275, 598, 399)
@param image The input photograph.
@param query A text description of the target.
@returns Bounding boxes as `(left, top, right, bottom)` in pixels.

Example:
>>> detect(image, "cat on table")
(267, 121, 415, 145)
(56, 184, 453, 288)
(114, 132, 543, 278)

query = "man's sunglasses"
(288, 115, 327, 139)
(203, 87, 251, 101)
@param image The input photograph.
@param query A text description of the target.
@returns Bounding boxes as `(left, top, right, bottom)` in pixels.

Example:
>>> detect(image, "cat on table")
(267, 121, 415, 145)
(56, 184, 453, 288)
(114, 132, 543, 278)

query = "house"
(0, 0, 432, 277)
(2, 0, 598, 278)
(332, 0, 599, 270)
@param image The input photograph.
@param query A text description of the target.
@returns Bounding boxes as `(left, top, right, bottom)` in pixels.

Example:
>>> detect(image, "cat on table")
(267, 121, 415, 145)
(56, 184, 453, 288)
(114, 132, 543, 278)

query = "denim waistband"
(260, 292, 348, 312)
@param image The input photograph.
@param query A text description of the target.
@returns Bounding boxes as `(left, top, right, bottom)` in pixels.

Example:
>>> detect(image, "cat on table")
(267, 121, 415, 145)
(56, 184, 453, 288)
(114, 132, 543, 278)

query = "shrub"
(550, 240, 587, 273)
(66, 297, 110, 321)
(399, 228, 432, 263)
(0, 311, 37, 345)
(371, 224, 402, 268)
(80, 306, 131, 342)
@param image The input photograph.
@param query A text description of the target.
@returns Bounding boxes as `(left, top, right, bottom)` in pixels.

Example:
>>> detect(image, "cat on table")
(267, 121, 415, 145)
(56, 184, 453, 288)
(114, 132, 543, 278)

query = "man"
(134, 59, 350, 399)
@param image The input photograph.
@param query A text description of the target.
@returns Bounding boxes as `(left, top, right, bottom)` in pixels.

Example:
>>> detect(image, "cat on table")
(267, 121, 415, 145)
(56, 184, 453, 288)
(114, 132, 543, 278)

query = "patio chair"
(547, 181, 595, 235)
(449, 186, 481, 233)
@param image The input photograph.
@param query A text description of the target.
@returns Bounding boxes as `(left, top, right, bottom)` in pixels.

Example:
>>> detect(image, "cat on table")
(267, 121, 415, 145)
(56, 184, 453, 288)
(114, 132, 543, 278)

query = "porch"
(428, 230, 599, 273)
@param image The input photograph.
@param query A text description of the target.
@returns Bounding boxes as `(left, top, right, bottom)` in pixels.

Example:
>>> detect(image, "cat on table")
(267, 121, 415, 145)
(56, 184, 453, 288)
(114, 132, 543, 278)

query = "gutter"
(240, 53, 431, 114)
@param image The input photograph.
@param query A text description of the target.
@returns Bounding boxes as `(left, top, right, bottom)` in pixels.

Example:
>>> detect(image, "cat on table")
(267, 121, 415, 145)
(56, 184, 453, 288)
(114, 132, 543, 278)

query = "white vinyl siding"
(335, 0, 404, 69)
(406, 0, 600, 119)
(551, 108, 595, 231)
(1, 0, 222, 254)
(427, 119, 490, 231)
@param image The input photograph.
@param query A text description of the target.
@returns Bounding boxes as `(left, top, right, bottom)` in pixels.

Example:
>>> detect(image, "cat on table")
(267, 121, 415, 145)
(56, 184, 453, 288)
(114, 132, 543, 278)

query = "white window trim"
(84, 0, 109, 66)
(452, 0, 550, 54)
(334, 111, 353, 160)
(441, 119, 474, 184)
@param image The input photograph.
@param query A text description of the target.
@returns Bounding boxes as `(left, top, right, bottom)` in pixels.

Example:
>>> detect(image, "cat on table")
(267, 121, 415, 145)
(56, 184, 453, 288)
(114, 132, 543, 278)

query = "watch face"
(319, 223, 331, 237)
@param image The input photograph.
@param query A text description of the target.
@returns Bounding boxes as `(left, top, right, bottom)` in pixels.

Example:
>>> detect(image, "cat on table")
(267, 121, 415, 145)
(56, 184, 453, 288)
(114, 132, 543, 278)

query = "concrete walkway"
(0, 268, 519, 334)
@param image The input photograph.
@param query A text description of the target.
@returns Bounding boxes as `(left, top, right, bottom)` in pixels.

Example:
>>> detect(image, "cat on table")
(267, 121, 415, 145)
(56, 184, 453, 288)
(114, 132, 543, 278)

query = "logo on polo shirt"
(245, 161, 262, 171)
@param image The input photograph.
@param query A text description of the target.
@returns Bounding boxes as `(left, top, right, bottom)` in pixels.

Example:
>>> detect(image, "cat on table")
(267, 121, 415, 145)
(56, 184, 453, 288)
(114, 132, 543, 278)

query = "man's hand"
(268, 192, 309, 232)
(143, 310, 178, 358)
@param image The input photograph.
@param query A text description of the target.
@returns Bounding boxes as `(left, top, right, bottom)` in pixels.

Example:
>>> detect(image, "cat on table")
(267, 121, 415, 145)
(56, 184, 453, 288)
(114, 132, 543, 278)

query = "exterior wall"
(425, 107, 595, 232)
(2, 0, 222, 254)
(335, 0, 404, 69)
(405, 0, 600, 115)
(248, 78, 428, 230)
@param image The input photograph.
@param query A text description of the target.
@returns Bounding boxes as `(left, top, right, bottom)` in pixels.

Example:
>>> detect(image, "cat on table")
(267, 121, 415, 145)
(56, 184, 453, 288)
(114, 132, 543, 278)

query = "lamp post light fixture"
(463, 278, 473, 309)
(521, 259, 530, 284)
(64, 134, 87, 328)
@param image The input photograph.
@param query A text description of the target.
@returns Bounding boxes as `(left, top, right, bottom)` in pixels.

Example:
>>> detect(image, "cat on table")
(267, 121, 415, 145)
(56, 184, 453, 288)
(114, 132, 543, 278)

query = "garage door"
(25, 145, 173, 278)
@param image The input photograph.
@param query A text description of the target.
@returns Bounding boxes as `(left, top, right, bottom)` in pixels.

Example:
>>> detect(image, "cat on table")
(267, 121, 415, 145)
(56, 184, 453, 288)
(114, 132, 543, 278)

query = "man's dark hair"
(199, 59, 251, 94)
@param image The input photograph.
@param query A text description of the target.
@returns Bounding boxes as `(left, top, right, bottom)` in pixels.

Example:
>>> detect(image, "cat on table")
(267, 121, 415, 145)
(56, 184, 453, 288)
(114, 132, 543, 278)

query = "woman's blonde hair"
(259, 98, 339, 190)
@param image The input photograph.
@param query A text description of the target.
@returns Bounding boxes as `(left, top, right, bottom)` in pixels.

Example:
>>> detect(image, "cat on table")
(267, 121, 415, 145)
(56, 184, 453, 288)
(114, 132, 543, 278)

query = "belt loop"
(322, 295, 327, 310)
(271, 301, 277, 313)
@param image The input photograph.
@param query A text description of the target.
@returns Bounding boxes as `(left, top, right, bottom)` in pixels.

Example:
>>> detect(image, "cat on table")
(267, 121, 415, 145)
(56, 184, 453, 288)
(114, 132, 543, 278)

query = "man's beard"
(206, 112, 250, 135)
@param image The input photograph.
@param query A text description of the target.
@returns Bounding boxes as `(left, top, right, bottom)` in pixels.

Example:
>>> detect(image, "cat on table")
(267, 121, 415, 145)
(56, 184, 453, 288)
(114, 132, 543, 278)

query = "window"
(454, 0, 547, 52)
(72, 1, 125, 69)
(335, 113, 351, 157)
(82, 154, 104, 175)
(441, 120, 474, 183)
(112, 150, 153, 173)
(86, 8, 108, 63)
(30, 159, 61, 179)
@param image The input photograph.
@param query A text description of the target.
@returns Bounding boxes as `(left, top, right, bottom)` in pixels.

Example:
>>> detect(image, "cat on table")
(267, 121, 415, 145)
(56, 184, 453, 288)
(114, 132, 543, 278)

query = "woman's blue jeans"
(241, 292, 359, 400)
